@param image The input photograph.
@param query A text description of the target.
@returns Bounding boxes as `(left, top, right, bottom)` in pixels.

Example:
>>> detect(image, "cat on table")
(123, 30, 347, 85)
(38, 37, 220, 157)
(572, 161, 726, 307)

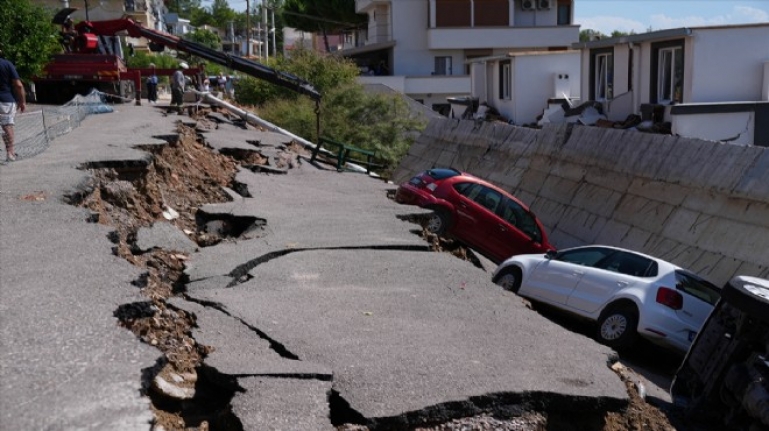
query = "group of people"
(145, 65, 231, 109)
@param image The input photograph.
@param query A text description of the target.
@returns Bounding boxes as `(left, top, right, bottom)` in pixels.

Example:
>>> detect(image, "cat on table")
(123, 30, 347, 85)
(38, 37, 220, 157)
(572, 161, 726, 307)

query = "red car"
(395, 168, 554, 263)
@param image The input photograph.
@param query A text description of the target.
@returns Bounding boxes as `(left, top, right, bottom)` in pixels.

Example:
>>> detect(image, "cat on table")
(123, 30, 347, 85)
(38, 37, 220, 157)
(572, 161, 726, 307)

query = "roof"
(465, 50, 580, 64)
(572, 22, 769, 50)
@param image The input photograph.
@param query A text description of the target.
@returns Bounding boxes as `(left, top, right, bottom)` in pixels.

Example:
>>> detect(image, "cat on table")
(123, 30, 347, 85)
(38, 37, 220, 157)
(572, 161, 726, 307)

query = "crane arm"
(77, 18, 321, 101)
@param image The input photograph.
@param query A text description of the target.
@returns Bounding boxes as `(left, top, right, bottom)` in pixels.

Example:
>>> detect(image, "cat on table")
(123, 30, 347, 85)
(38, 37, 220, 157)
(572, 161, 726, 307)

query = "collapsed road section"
(25, 103, 678, 431)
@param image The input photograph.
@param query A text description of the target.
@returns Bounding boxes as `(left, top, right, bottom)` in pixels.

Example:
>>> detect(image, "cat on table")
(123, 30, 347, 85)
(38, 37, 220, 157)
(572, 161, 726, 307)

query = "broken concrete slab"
(191, 248, 628, 423)
(135, 221, 198, 254)
(185, 275, 234, 294)
(169, 298, 332, 378)
(233, 377, 334, 431)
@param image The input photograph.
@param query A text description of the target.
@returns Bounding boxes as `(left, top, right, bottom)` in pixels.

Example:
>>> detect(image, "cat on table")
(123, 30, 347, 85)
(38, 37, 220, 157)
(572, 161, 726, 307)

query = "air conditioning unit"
(538, 0, 551, 9)
(522, 0, 536, 11)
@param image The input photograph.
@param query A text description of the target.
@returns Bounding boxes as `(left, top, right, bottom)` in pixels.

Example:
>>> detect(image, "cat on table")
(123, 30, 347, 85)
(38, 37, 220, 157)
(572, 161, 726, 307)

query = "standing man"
(146, 63, 158, 104)
(0, 47, 25, 162)
(171, 62, 187, 114)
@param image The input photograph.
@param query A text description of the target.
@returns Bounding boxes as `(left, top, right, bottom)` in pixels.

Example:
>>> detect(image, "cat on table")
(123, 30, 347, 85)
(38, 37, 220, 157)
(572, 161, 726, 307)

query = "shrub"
(259, 84, 426, 176)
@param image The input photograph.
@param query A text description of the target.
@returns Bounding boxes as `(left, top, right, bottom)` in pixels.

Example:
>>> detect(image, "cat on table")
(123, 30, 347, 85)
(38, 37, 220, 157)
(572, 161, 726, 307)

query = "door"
(524, 247, 615, 305)
(484, 197, 539, 261)
(566, 251, 653, 314)
(450, 183, 500, 249)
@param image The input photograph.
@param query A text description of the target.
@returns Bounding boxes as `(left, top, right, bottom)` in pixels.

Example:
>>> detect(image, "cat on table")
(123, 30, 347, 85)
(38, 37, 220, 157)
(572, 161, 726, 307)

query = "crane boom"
(76, 18, 321, 101)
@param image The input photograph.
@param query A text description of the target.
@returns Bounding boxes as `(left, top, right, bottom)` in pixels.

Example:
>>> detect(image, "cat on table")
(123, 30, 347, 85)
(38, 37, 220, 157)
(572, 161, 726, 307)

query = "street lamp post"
(84, 0, 90, 21)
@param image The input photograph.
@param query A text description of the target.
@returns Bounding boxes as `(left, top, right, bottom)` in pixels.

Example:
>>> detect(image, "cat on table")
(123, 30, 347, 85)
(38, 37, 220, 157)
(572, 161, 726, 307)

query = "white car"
(492, 245, 721, 353)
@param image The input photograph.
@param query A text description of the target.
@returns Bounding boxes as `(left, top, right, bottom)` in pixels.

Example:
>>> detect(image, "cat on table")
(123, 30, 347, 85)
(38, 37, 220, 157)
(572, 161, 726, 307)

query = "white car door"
(523, 247, 616, 306)
(565, 251, 652, 315)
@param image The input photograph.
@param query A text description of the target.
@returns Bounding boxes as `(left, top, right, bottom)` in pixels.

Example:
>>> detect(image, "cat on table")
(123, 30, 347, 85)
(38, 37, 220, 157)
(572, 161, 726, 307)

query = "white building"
(467, 50, 580, 125)
(573, 23, 769, 146)
(343, 0, 580, 114)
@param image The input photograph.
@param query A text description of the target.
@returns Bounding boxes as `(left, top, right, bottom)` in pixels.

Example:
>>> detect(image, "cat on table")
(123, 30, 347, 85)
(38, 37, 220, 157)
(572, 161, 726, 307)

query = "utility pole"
(271, 6, 276, 57)
(246, 0, 250, 57)
(262, 3, 269, 60)
(229, 20, 235, 46)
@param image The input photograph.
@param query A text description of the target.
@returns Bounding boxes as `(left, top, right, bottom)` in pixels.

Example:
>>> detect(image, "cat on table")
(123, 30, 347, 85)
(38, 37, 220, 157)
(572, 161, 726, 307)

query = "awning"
(333, 41, 396, 57)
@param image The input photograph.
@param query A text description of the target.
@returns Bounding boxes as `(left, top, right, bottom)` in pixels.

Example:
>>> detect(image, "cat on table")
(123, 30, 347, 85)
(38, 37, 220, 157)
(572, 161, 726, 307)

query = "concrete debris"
(152, 375, 195, 400)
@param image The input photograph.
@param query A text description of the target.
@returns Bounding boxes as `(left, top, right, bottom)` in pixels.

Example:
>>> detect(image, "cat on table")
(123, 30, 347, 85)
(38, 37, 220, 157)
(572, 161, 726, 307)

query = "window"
(435, 56, 453, 75)
(556, 247, 615, 267)
(474, 0, 509, 26)
(499, 60, 511, 100)
(435, 0, 471, 27)
(557, 0, 571, 25)
(651, 40, 684, 104)
(500, 199, 542, 242)
(657, 46, 683, 104)
(599, 252, 657, 277)
(593, 51, 613, 101)
(675, 272, 721, 305)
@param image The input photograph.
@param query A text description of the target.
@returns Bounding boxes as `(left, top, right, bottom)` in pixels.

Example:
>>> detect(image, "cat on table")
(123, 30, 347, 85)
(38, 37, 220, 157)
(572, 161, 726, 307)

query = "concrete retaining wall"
(393, 118, 769, 286)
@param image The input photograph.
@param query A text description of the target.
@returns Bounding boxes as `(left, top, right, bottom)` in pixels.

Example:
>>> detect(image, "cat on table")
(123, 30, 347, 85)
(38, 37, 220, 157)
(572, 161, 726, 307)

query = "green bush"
(0, 0, 60, 80)
(234, 48, 427, 176)
(259, 84, 426, 176)
(235, 49, 360, 106)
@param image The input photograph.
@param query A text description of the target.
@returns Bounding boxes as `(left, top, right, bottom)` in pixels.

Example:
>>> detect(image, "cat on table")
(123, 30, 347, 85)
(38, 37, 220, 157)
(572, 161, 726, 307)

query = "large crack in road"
(62, 111, 686, 431)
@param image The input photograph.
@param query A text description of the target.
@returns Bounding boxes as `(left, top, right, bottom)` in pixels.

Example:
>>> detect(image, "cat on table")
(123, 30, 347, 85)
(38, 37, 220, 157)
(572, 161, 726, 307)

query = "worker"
(145, 63, 158, 104)
(61, 17, 77, 52)
(171, 62, 187, 114)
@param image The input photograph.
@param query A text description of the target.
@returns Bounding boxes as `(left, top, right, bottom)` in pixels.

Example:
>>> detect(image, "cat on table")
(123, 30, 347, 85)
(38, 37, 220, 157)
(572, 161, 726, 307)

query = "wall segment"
(393, 118, 769, 285)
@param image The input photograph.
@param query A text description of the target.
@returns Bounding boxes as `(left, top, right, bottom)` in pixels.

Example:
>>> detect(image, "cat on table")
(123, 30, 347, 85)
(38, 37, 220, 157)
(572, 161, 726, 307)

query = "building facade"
(344, 0, 580, 113)
(573, 24, 769, 146)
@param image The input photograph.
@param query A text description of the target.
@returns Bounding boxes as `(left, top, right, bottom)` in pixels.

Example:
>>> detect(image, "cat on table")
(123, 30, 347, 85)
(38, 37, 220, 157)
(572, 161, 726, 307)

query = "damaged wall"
(393, 118, 769, 286)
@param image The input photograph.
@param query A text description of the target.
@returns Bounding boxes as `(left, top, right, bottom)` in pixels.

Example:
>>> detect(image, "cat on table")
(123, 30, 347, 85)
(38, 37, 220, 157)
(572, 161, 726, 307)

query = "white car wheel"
(596, 305, 638, 350)
(600, 314, 628, 340)
(493, 267, 522, 293)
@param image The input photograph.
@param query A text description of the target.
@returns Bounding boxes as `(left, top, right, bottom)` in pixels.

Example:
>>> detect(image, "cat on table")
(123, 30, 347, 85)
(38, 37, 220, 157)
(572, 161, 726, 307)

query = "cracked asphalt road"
(1, 102, 632, 430)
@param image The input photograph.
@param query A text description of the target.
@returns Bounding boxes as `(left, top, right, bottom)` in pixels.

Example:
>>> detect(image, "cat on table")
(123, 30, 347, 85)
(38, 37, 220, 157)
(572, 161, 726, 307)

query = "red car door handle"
(497, 224, 507, 231)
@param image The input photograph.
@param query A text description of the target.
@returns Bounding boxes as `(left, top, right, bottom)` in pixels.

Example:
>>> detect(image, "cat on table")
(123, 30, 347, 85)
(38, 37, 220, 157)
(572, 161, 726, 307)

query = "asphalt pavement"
(1, 100, 630, 430)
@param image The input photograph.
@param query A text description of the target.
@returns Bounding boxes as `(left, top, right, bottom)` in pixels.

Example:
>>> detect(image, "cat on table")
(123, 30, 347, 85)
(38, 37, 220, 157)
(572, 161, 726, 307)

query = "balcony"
(428, 25, 579, 50)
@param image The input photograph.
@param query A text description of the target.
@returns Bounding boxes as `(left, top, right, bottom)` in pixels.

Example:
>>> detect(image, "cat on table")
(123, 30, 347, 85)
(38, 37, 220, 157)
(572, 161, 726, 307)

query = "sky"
(575, 0, 769, 35)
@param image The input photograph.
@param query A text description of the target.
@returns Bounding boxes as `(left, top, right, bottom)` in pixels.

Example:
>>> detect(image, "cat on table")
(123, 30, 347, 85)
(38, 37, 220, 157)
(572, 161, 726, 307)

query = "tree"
(189, 7, 215, 27)
(282, 0, 366, 52)
(183, 28, 222, 50)
(579, 29, 605, 42)
(211, 0, 238, 32)
(167, 0, 203, 16)
(0, 0, 61, 80)
(579, 29, 636, 42)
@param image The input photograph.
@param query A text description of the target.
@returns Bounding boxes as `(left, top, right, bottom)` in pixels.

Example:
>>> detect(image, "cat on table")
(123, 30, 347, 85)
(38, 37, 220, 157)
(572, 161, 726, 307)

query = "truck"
(33, 13, 321, 105)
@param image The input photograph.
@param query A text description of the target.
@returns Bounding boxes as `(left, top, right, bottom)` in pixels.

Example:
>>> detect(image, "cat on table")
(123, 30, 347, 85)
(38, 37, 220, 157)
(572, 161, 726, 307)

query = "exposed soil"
(69, 108, 686, 431)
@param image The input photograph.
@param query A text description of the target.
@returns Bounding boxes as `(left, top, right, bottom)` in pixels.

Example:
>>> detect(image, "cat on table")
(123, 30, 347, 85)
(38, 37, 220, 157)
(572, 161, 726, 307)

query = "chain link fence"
(2, 90, 114, 161)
